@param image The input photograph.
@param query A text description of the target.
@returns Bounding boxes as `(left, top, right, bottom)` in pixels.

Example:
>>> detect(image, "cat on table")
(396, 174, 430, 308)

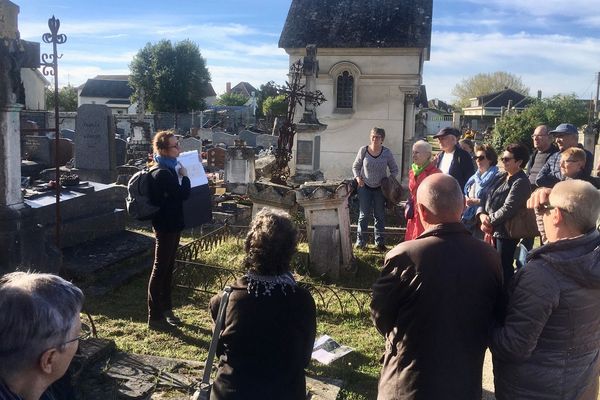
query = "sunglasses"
(500, 157, 514, 162)
(473, 155, 486, 161)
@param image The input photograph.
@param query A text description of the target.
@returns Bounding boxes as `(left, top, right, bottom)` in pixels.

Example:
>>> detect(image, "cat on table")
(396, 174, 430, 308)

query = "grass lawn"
(85, 235, 387, 399)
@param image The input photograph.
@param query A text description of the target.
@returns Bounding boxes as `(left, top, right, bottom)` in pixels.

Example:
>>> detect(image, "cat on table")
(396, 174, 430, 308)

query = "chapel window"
(336, 71, 354, 109)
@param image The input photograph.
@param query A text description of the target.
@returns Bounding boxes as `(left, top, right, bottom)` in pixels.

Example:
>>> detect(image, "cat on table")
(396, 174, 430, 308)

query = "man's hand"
(527, 188, 551, 209)
(356, 176, 365, 187)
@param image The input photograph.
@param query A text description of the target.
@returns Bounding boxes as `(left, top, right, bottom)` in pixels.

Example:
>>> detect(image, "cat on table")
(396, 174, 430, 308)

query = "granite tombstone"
(74, 104, 117, 183)
(22, 135, 52, 165)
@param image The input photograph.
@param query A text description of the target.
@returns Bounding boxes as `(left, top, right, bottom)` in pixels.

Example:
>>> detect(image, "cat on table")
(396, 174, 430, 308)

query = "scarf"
(462, 165, 499, 222)
(245, 271, 297, 297)
(153, 154, 178, 170)
(411, 160, 430, 177)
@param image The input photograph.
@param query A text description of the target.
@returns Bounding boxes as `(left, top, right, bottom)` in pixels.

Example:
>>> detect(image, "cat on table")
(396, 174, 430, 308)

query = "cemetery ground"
(84, 220, 499, 400)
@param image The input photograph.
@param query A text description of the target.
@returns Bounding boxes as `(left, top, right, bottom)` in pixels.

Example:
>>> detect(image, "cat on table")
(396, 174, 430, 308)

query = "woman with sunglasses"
(147, 130, 190, 330)
(462, 144, 499, 238)
(478, 143, 531, 287)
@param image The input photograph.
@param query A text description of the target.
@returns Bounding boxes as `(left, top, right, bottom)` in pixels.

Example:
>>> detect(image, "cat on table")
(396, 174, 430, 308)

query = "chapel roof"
(79, 78, 133, 99)
(279, 0, 432, 50)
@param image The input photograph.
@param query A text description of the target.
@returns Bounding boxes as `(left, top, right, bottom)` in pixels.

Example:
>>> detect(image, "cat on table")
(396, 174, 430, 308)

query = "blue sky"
(15, 0, 600, 103)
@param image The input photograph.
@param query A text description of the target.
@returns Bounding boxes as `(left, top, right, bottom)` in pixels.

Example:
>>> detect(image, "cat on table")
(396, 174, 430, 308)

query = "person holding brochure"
(147, 130, 191, 330)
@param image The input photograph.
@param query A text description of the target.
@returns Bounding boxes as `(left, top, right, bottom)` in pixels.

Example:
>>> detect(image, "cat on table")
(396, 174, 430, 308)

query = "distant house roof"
(279, 0, 432, 51)
(105, 99, 130, 105)
(428, 98, 454, 113)
(230, 82, 257, 98)
(472, 88, 532, 108)
(92, 75, 129, 81)
(79, 78, 133, 99)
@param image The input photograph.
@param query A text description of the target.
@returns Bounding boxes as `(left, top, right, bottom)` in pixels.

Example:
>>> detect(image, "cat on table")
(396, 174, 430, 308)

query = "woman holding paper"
(147, 130, 190, 330)
(208, 208, 316, 400)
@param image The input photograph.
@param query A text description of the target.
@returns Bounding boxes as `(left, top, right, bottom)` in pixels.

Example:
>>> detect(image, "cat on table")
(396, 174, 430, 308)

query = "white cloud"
(462, 0, 599, 18)
(424, 31, 600, 102)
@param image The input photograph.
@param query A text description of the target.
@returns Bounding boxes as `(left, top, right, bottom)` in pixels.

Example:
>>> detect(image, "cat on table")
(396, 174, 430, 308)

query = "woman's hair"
(505, 143, 529, 169)
(152, 130, 176, 154)
(371, 127, 386, 140)
(474, 144, 498, 166)
(244, 208, 298, 275)
(560, 147, 586, 163)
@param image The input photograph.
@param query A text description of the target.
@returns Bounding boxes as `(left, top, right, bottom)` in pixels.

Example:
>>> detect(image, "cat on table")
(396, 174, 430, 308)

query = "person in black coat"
(371, 174, 503, 400)
(478, 143, 531, 288)
(433, 127, 475, 191)
(209, 208, 317, 400)
(147, 130, 191, 330)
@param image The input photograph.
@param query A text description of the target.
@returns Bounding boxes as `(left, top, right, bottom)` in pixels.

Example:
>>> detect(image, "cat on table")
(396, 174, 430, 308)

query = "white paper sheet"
(177, 150, 208, 188)
(311, 335, 354, 365)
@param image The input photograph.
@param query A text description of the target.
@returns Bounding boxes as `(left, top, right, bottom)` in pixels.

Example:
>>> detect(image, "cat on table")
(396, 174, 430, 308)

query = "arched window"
(336, 71, 354, 109)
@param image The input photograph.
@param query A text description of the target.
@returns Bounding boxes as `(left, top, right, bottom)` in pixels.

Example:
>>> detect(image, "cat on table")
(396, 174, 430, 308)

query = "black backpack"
(126, 166, 160, 220)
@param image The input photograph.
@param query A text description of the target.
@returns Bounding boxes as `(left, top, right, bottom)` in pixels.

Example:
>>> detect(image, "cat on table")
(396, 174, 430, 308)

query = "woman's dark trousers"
(495, 237, 519, 288)
(148, 230, 181, 320)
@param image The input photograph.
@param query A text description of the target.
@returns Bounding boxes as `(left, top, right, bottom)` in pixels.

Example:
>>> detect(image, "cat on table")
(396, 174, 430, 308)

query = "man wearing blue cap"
(535, 123, 593, 188)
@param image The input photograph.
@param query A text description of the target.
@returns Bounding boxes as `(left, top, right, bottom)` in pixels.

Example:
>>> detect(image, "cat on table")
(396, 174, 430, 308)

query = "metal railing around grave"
(174, 223, 373, 315)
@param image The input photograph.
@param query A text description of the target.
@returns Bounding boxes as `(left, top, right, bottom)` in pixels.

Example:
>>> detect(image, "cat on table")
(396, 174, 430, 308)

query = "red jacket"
(404, 163, 441, 241)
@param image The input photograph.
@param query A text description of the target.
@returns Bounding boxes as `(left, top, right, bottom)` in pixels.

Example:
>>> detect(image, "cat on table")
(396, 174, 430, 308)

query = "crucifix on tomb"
(271, 46, 326, 185)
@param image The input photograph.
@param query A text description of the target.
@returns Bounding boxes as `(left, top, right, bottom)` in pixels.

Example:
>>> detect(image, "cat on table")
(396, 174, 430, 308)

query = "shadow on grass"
(309, 350, 379, 399)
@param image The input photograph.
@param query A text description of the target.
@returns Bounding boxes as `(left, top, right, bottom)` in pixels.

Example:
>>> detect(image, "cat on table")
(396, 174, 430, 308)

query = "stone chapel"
(279, 0, 432, 181)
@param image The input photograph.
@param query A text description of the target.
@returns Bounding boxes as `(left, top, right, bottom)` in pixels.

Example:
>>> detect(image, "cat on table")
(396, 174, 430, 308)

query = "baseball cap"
(549, 123, 578, 136)
(433, 127, 461, 138)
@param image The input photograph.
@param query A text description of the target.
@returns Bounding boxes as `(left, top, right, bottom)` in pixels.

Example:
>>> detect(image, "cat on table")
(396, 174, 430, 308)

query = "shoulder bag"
(191, 286, 233, 400)
(504, 208, 539, 239)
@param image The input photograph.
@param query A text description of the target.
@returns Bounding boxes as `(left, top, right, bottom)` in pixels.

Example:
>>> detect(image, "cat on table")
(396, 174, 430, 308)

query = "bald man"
(370, 174, 503, 400)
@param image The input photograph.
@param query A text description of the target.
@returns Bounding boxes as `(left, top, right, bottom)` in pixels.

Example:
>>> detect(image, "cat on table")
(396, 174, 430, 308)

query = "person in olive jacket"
(491, 179, 600, 400)
(147, 130, 191, 330)
(371, 174, 503, 400)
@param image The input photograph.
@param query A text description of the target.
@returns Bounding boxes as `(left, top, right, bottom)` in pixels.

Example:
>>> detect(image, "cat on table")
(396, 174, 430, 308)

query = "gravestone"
(198, 128, 213, 141)
(206, 147, 226, 171)
(225, 145, 256, 194)
(22, 135, 52, 165)
(50, 138, 74, 166)
(238, 130, 258, 147)
(180, 137, 202, 154)
(212, 131, 236, 147)
(115, 138, 127, 166)
(74, 104, 117, 183)
(256, 134, 278, 150)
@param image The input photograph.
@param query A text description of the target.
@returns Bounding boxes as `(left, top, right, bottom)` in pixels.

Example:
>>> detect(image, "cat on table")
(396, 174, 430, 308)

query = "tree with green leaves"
(262, 94, 288, 129)
(215, 92, 249, 106)
(256, 81, 280, 118)
(452, 71, 529, 108)
(490, 94, 588, 150)
(129, 39, 211, 114)
(45, 84, 78, 111)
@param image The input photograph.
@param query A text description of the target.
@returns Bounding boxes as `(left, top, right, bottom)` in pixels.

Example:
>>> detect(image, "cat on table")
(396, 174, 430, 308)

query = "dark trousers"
(495, 237, 519, 288)
(148, 230, 181, 320)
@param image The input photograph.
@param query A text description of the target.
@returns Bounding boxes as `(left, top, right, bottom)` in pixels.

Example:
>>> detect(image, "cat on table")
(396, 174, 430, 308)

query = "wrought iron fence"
(174, 223, 374, 315)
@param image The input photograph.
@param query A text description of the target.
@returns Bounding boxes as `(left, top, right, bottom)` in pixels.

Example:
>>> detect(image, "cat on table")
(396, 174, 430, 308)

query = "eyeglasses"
(473, 155, 486, 161)
(500, 157, 514, 162)
(537, 203, 555, 215)
(59, 323, 92, 346)
(370, 135, 383, 141)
